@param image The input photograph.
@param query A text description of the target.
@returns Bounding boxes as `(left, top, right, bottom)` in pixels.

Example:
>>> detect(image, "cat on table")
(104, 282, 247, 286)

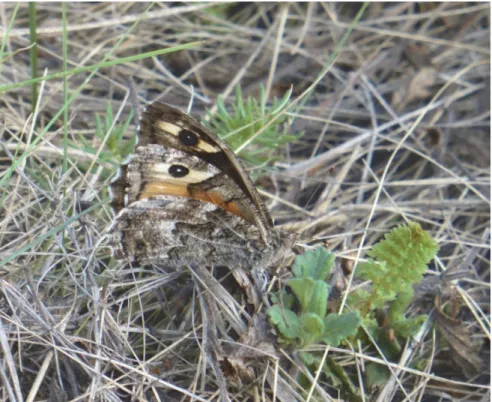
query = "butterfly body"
(109, 103, 296, 270)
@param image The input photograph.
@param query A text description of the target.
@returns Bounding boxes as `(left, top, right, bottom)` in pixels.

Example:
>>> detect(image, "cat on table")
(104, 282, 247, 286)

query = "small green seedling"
(68, 102, 134, 177)
(96, 102, 135, 163)
(349, 221, 440, 389)
(205, 85, 299, 168)
(268, 247, 360, 349)
(268, 247, 362, 400)
(350, 222, 439, 337)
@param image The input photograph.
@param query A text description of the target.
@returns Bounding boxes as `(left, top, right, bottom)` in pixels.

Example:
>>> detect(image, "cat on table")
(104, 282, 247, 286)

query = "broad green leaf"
(308, 280, 328, 318)
(270, 289, 296, 310)
(267, 305, 303, 343)
(292, 247, 334, 281)
(300, 313, 324, 345)
(322, 312, 361, 347)
(287, 277, 315, 313)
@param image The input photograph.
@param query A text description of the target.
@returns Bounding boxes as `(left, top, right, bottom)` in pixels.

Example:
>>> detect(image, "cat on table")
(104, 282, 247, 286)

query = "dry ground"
(0, 3, 489, 402)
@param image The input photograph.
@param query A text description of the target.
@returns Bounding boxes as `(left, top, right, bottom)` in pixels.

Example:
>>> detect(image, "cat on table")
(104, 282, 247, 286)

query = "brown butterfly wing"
(109, 102, 297, 268)
(110, 196, 294, 269)
(139, 103, 274, 238)
(111, 144, 263, 230)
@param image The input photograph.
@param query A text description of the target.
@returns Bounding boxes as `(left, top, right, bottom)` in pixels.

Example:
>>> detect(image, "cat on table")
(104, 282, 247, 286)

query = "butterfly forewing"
(109, 102, 296, 269)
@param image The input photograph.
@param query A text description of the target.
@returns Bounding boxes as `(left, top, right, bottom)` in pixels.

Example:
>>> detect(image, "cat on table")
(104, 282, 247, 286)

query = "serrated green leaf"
(351, 222, 439, 327)
(300, 313, 324, 345)
(287, 277, 315, 313)
(267, 305, 303, 344)
(308, 280, 328, 317)
(292, 247, 334, 280)
(270, 289, 296, 310)
(388, 289, 414, 321)
(365, 222, 439, 286)
(321, 312, 361, 347)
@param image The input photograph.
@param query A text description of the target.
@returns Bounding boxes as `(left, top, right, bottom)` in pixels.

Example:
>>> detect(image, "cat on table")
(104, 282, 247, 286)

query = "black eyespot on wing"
(168, 164, 190, 178)
(179, 130, 199, 146)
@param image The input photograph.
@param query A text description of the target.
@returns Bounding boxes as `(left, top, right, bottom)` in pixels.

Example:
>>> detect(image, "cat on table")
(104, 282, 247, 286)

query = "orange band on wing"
(200, 191, 244, 218)
(140, 182, 246, 220)
(140, 182, 191, 199)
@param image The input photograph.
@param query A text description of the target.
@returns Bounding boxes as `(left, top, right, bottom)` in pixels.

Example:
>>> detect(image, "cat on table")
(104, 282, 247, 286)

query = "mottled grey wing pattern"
(110, 142, 262, 232)
(109, 102, 296, 269)
(110, 196, 294, 270)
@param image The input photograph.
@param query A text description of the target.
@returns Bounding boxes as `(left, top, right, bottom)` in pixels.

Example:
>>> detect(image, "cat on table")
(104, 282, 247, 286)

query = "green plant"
(350, 221, 439, 334)
(204, 85, 298, 168)
(268, 223, 439, 399)
(268, 247, 361, 400)
(67, 102, 135, 177)
(349, 221, 439, 387)
(96, 102, 136, 162)
(268, 248, 360, 349)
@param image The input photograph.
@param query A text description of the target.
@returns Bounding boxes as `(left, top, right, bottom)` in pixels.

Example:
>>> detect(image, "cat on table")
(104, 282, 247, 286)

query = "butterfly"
(109, 103, 296, 271)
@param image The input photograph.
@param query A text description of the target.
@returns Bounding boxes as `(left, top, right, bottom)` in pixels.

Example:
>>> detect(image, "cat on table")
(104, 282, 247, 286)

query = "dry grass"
(0, 3, 489, 402)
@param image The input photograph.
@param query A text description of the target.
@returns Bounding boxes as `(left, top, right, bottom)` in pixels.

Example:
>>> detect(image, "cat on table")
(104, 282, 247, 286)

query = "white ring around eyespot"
(156, 121, 219, 153)
(151, 162, 215, 184)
